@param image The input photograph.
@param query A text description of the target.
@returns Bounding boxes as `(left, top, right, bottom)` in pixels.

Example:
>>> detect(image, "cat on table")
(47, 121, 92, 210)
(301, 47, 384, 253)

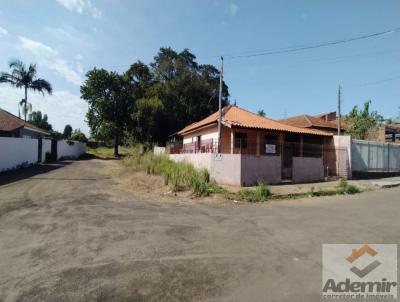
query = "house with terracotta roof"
(278, 112, 346, 135)
(0, 108, 50, 138)
(169, 105, 340, 186)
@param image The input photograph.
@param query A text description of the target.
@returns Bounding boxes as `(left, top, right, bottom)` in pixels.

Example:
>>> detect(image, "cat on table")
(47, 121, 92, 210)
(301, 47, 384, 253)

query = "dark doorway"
(38, 138, 43, 163)
(51, 140, 58, 161)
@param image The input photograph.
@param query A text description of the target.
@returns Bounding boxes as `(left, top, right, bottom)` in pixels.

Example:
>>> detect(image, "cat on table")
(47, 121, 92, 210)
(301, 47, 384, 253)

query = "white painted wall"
(0, 137, 38, 171)
(182, 125, 218, 144)
(57, 141, 86, 160)
(0, 138, 86, 172)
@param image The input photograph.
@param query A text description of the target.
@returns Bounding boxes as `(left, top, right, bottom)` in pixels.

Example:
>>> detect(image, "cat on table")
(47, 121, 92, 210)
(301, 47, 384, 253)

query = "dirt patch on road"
(0, 199, 36, 217)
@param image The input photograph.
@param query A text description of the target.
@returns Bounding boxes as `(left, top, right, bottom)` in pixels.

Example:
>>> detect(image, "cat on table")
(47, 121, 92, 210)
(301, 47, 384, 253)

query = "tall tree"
(63, 124, 73, 138)
(346, 100, 383, 139)
(70, 129, 87, 142)
(0, 60, 52, 121)
(81, 68, 133, 156)
(28, 111, 53, 131)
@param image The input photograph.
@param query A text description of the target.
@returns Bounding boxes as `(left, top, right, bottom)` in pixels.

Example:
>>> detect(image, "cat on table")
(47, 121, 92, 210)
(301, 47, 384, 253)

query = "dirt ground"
(1, 158, 400, 302)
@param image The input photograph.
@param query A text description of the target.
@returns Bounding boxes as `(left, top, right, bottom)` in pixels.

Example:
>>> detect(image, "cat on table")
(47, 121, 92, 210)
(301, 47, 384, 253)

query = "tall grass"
(123, 152, 218, 196)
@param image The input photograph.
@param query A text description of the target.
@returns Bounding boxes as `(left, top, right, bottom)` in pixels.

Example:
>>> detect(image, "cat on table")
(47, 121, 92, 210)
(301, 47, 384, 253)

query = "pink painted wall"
(241, 155, 281, 186)
(292, 157, 324, 183)
(211, 154, 242, 186)
(169, 153, 281, 186)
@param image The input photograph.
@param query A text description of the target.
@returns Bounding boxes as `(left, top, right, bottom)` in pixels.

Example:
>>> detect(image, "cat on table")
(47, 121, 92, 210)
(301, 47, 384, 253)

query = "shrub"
(237, 182, 271, 202)
(336, 179, 361, 195)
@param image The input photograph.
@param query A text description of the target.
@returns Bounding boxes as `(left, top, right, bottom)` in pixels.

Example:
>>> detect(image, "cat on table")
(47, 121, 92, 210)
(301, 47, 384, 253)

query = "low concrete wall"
(241, 155, 281, 186)
(292, 157, 324, 183)
(211, 154, 242, 186)
(169, 153, 281, 186)
(0, 137, 38, 171)
(57, 141, 86, 160)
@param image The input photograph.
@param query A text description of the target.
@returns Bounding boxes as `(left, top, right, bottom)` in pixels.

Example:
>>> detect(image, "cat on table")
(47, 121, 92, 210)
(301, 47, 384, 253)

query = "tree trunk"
(24, 86, 28, 121)
(114, 134, 119, 157)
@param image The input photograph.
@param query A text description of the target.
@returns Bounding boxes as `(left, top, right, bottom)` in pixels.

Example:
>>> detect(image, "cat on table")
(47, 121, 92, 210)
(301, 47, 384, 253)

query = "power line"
(345, 75, 400, 88)
(230, 26, 400, 59)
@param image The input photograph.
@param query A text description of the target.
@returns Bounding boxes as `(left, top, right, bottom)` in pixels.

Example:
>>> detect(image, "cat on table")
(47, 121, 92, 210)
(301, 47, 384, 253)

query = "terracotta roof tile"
(0, 108, 50, 134)
(178, 106, 332, 136)
(279, 114, 346, 130)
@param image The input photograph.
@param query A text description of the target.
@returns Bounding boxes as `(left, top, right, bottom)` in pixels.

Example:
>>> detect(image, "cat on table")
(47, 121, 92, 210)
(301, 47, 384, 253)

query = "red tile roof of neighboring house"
(178, 105, 332, 136)
(278, 114, 349, 131)
(0, 108, 50, 135)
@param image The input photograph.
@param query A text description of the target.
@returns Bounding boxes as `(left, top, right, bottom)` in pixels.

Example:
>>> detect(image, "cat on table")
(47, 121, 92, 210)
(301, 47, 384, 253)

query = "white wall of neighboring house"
(182, 126, 218, 144)
(57, 140, 86, 160)
(0, 137, 38, 171)
(0, 137, 86, 172)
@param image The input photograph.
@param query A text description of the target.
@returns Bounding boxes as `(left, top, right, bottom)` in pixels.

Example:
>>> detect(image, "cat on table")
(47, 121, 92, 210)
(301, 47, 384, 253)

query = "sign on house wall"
(265, 144, 276, 154)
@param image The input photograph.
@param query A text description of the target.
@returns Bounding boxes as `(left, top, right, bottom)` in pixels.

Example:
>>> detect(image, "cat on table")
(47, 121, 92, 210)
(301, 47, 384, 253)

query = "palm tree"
(0, 60, 52, 121)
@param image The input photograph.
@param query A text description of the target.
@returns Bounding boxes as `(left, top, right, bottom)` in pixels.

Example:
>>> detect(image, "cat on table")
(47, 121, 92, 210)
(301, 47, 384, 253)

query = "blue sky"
(1, 0, 399, 134)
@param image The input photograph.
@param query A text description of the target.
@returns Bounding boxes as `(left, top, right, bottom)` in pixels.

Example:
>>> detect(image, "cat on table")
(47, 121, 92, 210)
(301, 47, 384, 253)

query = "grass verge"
(123, 152, 220, 197)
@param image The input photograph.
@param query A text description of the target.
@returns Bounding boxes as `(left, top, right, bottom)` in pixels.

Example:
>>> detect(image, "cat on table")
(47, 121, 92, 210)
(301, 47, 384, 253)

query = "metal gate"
(352, 140, 400, 172)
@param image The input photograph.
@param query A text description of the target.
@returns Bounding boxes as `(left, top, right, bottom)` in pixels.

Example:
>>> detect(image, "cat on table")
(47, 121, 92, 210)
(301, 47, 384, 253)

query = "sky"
(0, 0, 400, 135)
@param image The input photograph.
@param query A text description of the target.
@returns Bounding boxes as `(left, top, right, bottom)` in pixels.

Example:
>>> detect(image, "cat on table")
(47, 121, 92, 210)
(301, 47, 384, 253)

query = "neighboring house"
(0, 108, 50, 138)
(364, 123, 400, 143)
(169, 105, 338, 186)
(279, 112, 346, 135)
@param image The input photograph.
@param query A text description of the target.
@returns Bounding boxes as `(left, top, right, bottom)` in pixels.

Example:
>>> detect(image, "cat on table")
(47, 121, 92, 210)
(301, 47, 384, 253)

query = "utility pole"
(217, 56, 224, 153)
(337, 85, 342, 136)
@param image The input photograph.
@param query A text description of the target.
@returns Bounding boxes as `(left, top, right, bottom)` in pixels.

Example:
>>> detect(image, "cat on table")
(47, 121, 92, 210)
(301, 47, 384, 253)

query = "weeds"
(236, 182, 271, 202)
(124, 152, 217, 197)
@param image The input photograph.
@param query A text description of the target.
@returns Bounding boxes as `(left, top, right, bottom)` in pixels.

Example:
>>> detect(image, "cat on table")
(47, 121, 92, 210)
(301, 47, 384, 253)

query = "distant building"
(364, 123, 400, 143)
(279, 112, 346, 135)
(0, 108, 50, 138)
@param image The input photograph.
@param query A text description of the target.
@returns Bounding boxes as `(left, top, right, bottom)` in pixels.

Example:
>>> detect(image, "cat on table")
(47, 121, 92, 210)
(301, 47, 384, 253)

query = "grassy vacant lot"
(86, 146, 133, 158)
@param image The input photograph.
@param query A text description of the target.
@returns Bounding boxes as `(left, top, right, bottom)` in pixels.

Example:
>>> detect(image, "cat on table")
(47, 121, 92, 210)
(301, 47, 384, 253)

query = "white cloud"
(229, 3, 238, 17)
(55, 0, 102, 18)
(47, 59, 83, 86)
(0, 86, 88, 134)
(19, 36, 58, 57)
(18, 36, 83, 86)
(0, 25, 8, 37)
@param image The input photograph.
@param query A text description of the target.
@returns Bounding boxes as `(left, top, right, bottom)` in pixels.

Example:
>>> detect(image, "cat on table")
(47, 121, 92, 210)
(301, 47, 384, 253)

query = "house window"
(264, 134, 280, 155)
(234, 132, 247, 149)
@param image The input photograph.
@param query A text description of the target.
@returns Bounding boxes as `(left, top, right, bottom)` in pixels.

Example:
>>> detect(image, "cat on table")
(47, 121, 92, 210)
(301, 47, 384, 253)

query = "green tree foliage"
(28, 111, 53, 131)
(346, 100, 383, 139)
(0, 60, 52, 121)
(131, 97, 165, 143)
(82, 47, 229, 147)
(63, 124, 73, 139)
(81, 68, 133, 156)
(70, 129, 87, 142)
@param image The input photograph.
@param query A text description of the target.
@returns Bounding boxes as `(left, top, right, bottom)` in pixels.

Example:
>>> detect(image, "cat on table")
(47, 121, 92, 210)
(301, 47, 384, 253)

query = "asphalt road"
(0, 159, 399, 302)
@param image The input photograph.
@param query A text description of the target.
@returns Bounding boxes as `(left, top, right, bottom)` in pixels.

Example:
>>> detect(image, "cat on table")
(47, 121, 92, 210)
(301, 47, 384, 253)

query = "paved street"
(0, 159, 399, 302)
